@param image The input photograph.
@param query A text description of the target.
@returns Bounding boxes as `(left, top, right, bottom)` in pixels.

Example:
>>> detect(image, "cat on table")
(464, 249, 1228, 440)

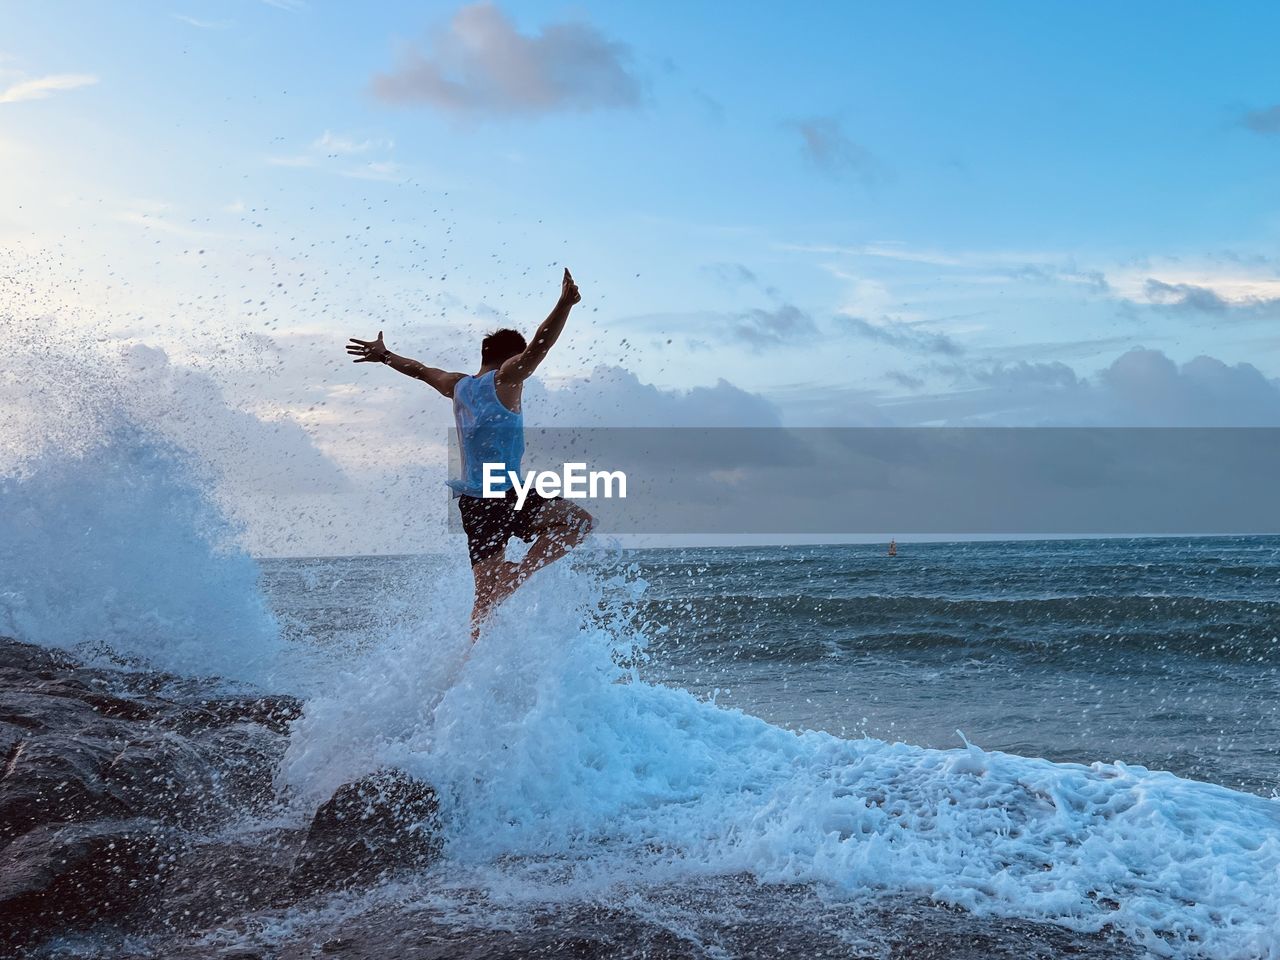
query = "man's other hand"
(347, 331, 389, 363)
(560, 268, 581, 306)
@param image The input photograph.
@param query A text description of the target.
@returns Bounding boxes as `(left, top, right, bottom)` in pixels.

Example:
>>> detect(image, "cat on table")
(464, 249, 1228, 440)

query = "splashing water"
(280, 562, 1280, 960)
(0, 326, 304, 686)
(0, 429, 285, 685)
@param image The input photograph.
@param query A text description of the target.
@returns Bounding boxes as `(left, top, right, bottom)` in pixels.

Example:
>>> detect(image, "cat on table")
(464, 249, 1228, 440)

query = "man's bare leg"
(470, 556, 518, 640)
(469, 500, 594, 638)
(511, 499, 594, 586)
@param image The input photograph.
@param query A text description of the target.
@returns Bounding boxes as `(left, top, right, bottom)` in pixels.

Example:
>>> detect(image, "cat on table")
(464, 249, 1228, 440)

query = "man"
(346, 269, 593, 636)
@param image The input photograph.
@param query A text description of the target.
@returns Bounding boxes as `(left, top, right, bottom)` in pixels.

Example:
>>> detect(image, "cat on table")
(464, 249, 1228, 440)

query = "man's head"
(481, 328, 527, 367)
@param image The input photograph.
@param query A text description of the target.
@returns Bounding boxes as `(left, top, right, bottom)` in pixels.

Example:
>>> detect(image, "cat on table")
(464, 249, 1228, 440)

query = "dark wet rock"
(0, 640, 80, 679)
(155, 827, 305, 931)
(191, 695, 302, 735)
(0, 637, 301, 844)
(0, 817, 180, 945)
(0, 635, 303, 946)
(109, 882, 1140, 960)
(0, 732, 132, 842)
(290, 769, 442, 892)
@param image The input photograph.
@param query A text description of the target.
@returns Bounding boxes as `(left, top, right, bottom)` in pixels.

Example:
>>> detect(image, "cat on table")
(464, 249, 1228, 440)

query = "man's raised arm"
(346, 331, 464, 398)
(497, 269, 582, 385)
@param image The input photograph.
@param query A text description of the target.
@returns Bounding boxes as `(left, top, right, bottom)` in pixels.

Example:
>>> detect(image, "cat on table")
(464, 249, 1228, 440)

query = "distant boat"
(888, 539, 897, 557)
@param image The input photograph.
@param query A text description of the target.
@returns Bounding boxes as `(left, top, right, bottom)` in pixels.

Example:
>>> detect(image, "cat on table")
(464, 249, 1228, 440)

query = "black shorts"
(457, 488, 558, 565)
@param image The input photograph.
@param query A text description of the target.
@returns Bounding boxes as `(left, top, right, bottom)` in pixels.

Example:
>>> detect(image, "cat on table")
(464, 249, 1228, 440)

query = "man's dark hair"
(481, 328, 527, 366)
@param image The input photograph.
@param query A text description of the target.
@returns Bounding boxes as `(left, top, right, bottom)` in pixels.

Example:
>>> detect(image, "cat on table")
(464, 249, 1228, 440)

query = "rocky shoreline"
(0, 637, 1140, 959)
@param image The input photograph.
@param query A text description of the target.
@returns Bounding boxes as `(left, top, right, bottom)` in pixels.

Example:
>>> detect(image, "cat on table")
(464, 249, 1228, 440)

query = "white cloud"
(340, 160, 404, 183)
(790, 241, 1110, 294)
(371, 2, 640, 115)
(525, 364, 784, 428)
(313, 130, 391, 155)
(809, 244, 1280, 311)
(118, 343, 349, 496)
(1111, 269, 1280, 310)
(173, 15, 231, 30)
(269, 130, 401, 181)
(878, 348, 1280, 427)
(266, 154, 316, 168)
(0, 335, 348, 496)
(0, 73, 98, 105)
(837, 315, 963, 356)
(116, 210, 215, 240)
(729, 304, 818, 349)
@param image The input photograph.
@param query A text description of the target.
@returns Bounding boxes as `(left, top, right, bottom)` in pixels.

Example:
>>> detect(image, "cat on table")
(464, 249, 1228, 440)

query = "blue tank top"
(448, 371, 524, 498)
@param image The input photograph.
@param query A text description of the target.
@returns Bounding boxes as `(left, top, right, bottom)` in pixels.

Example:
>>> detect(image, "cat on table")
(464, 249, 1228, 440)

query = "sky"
(3, 1, 1280, 554)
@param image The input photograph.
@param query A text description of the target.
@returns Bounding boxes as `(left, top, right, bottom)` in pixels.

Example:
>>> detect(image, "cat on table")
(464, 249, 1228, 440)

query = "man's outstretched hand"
(560, 268, 581, 306)
(347, 331, 389, 363)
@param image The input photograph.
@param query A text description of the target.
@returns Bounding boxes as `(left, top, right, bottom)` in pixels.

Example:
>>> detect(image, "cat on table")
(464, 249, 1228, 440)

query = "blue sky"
(4, 1, 1280, 550)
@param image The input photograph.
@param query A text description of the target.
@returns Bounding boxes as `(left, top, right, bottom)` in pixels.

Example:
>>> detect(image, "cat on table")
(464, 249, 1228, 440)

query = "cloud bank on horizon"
(4, 1, 1280, 551)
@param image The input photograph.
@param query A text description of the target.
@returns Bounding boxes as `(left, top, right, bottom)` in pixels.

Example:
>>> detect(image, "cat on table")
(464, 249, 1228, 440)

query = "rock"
(0, 641, 79, 679)
(0, 732, 131, 842)
(0, 636, 313, 948)
(0, 637, 301, 844)
(186, 695, 302, 735)
(0, 818, 180, 946)
(290, 770, 441, 893)
(100, 731, 231, 824)
(154, 827, 305, 930)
